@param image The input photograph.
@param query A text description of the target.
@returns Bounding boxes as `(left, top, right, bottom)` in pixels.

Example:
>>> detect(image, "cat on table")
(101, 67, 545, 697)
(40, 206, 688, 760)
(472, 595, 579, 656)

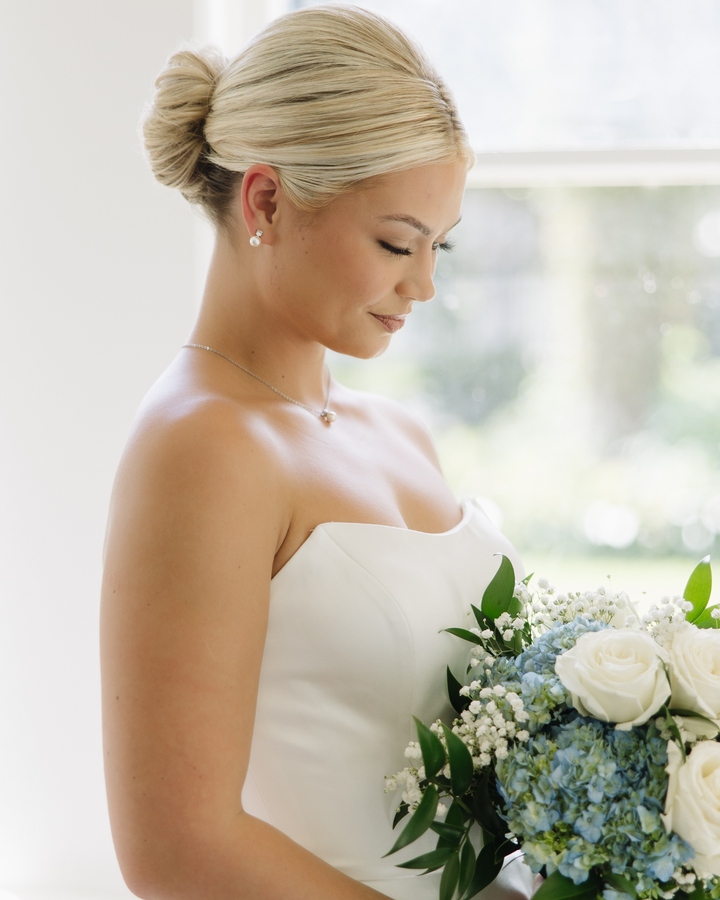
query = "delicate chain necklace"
(183, 343, 337, 424)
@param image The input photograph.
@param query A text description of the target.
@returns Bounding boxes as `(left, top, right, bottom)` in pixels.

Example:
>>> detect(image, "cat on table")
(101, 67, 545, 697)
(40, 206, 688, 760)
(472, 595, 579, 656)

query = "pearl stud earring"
(249, 230, 263, 247)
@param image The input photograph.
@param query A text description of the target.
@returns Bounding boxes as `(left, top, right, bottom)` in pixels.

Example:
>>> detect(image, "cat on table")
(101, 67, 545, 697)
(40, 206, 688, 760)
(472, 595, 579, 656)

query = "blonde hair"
(142, 5, 474, 228)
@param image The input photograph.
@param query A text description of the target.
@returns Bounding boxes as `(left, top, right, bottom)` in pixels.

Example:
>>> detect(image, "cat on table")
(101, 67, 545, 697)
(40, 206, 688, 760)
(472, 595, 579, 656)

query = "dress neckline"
(318, 496, 472, 538)
(271, 499, 473, 582)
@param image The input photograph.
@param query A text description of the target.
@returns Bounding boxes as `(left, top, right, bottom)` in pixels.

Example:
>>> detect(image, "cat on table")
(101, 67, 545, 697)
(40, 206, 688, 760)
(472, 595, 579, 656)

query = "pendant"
(321, 409, 337, 424)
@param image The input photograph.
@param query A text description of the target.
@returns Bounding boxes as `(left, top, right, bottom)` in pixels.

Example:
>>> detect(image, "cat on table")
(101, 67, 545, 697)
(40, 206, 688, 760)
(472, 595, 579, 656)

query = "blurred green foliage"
(330, 186, 720, 561)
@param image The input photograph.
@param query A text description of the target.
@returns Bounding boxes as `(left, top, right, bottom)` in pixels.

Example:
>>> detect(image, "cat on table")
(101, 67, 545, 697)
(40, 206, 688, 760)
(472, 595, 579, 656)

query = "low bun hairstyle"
(142, 5, 474, 229)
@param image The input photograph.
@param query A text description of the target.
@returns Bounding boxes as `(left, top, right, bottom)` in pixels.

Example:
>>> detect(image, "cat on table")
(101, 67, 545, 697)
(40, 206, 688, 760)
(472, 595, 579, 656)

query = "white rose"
(554, 629, 670, 730)
(669, 625, 720, 737)
(662, 740, 720, 877)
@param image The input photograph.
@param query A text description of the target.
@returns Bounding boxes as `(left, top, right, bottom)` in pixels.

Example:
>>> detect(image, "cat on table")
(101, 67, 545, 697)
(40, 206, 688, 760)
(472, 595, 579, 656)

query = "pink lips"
(372, 314, 407, 333)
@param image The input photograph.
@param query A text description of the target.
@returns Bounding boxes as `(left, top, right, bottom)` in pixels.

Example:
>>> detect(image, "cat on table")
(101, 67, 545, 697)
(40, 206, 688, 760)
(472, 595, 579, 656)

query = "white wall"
(0, 1, 198, 895)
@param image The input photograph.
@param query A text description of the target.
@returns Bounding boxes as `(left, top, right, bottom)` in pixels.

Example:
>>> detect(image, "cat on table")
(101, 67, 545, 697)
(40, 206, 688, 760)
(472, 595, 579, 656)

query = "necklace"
(183, 343, 337, 424)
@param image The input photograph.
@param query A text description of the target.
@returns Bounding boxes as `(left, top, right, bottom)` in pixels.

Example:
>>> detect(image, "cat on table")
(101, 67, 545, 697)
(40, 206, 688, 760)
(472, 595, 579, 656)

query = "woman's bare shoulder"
(106, 370, 291, 565)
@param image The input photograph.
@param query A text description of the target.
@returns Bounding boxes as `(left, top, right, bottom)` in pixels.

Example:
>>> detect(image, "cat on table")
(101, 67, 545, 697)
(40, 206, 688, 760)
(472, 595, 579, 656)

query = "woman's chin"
(340, 344, 391, 361)
(326, 335, 392, 360)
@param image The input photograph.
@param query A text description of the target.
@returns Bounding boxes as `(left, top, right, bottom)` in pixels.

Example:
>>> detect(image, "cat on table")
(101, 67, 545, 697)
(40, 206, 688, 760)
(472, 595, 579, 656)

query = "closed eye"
(379, 240, 412, 257)
(379, 239, 456, 256)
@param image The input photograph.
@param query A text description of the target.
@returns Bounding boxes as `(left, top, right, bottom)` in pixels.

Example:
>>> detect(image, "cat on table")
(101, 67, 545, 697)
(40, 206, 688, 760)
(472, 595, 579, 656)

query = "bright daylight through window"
(293, 0, 720, 598)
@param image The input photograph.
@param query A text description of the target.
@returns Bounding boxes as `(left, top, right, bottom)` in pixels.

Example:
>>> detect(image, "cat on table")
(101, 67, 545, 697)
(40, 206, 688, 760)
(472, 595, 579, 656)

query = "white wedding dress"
(242, 497, 534, 900)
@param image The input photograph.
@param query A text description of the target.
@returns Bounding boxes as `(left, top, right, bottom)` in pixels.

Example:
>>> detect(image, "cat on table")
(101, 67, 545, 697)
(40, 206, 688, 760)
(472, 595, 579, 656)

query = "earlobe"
(240, 164, 282, 242)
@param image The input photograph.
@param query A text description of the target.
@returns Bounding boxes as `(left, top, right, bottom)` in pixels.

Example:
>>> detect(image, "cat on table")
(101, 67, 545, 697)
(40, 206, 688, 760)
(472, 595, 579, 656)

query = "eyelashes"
(379, 239, 455, 257)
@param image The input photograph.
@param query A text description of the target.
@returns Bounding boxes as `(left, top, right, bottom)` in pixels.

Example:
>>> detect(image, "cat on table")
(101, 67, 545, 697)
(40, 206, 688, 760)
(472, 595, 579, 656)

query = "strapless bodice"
(241, 498, 534, 899)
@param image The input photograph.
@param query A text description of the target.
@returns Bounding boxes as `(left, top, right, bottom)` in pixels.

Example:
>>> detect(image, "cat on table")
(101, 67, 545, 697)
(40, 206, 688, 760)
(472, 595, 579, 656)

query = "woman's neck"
(188, 234, 330, 408)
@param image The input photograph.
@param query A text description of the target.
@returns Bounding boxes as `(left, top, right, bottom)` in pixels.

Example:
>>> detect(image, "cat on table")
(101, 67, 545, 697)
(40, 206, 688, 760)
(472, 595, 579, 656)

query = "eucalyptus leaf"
(396, 846, 456, 872)
(441, 724, 474, 797)
(460, 840, 503, 899)
(447, 667, 469, 714)
(533, 869, 601, 900)
(444, 627, 484, 645)
(384, 784, 439, 856)
(604, 872, 637, 899)
(684, 556, 712, 623)
(414, 716, 447, 780)
(439, 850, 461, 900)
(458, 839, 476, 899)
(481, 555, 516, 620)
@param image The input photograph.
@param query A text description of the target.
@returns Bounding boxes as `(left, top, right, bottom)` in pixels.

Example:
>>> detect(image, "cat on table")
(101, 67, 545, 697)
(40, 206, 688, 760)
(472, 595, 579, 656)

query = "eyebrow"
(378, 214, 462, 236)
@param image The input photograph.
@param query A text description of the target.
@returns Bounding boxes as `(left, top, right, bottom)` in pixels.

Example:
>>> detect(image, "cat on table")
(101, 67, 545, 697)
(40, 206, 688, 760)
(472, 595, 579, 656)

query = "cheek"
(318, 229, 388, 299)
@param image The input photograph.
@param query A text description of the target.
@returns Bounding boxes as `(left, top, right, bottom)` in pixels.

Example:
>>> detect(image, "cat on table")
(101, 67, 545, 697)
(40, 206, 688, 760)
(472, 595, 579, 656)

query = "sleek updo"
(142, 5, 474, 229)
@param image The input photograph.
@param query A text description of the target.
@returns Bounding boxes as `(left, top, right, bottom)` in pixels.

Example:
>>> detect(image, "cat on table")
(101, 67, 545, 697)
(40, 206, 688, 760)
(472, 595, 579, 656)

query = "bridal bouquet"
(384, 556, 720, 900)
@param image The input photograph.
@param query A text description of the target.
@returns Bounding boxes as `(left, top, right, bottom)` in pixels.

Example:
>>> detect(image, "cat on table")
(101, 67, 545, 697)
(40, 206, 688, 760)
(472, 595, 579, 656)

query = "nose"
(397, 251, 436, 304)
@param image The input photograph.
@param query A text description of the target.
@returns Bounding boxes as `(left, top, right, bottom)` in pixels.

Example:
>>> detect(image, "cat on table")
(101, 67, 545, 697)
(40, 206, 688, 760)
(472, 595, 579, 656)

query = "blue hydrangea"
(516, 616, 609, 676)
(479, 654, 522, 688)
(496, 717, 694, 887)
(512, 617, 609, 733)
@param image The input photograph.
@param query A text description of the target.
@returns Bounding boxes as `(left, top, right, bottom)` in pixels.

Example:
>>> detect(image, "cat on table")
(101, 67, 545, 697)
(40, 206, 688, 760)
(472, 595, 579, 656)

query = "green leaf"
(460, 840, 503, 899)
(458, 839, 476, 899)
(495, 837, 521, 860)
(686, 882, 706, 900)
(522, 572, 534, 585)
(692, 605, 720, 629)
(444, 627, 484, 645)
(667, 707, 718, 726)
(471, 770, 506, 837)
(603, 873, 637, 900)
(396, 846, 456, 872)
(532, 869, 601, 900)
(658, 705, 686, 761)
(441, 724, 474, 797)
(471, 604, 496, 633)
(507, 619, 524, 653)
(447, 667, 469, 714)
(392, 802, 409, 829)
(446, 800, 466, 828)
(430, 821, 466, 844)
(507, 595, 523, 617)
(436, 800, 467, 848)
(684, 556, 712, 623)
(440, 849, 460, 900)
(384, 784, 439, 856)
(482, 555, 517, 620)
(674, 884, 706, 900)
(414, 716, 447, 780)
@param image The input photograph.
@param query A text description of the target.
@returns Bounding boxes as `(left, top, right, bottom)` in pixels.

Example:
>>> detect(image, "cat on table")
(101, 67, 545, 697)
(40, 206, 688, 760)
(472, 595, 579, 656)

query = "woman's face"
(266, 162, 467, 359)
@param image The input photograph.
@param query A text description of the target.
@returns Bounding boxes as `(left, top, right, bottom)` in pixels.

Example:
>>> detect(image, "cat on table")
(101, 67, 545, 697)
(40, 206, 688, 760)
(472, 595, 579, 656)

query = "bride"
(100, 6, 534, 899)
